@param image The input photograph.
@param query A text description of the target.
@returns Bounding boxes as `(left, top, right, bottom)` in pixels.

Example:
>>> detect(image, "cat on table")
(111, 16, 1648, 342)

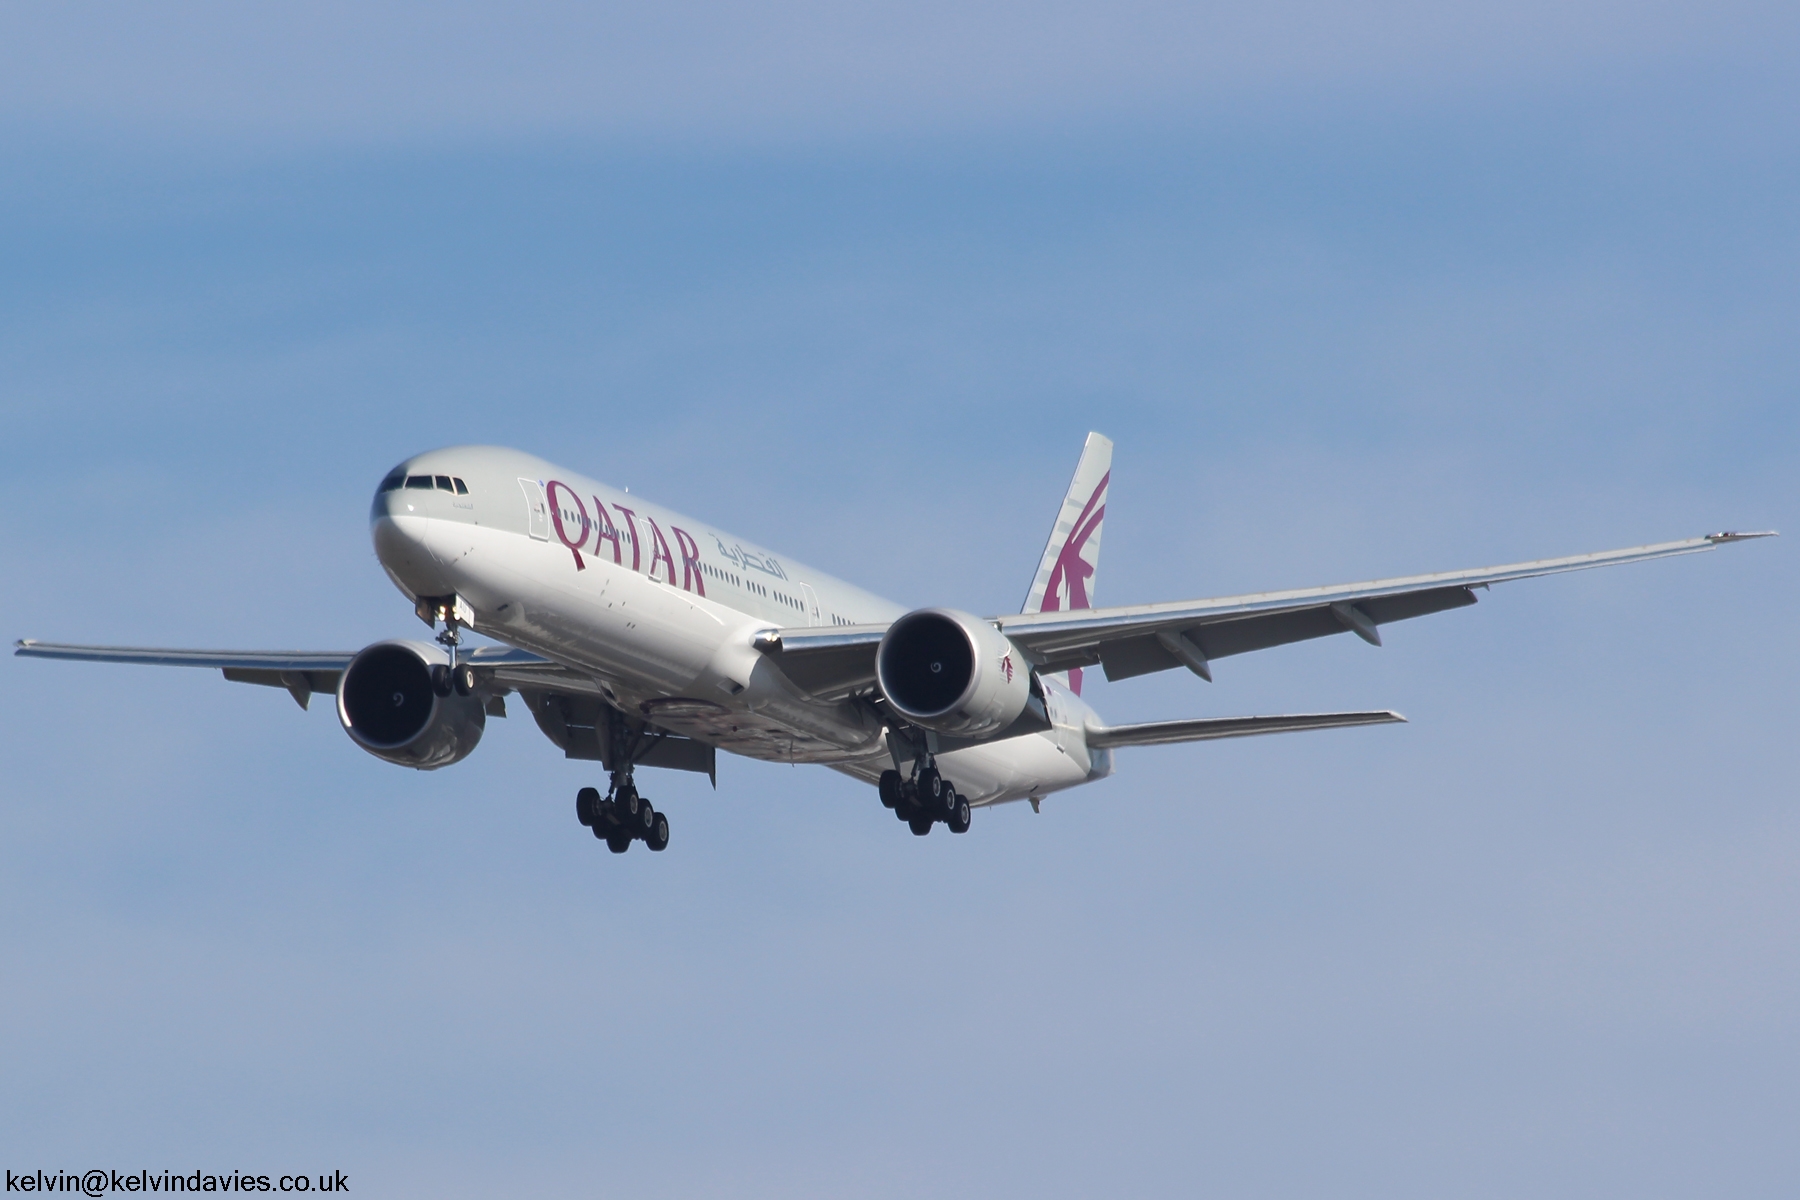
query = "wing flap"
(757, 625, 887, 700)
(220, 667, 345, 710)
(220, 667, 345, 691)
(520, 688, 716, 777)
(772, 643, 882, 699)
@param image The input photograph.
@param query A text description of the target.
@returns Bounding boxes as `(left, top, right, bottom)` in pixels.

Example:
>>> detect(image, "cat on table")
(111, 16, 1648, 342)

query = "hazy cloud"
(2, 0, 1795, 143)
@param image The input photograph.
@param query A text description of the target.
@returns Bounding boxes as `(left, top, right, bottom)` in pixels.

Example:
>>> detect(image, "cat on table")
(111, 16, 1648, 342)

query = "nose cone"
(367, 445, 536, 602)
(370, 462, 449, 599)
(373, 512, 444, 593)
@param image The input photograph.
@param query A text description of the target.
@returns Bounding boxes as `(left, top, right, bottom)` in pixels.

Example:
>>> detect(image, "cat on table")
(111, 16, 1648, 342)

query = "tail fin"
(1022, 432, 1112, 693)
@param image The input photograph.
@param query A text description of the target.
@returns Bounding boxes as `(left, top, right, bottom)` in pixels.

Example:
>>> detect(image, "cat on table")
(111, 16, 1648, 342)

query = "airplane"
(14, 434, 1774, 854)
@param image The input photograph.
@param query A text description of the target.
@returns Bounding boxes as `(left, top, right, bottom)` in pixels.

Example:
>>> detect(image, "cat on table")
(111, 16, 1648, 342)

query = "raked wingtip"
(1705, 530, 1778, 544)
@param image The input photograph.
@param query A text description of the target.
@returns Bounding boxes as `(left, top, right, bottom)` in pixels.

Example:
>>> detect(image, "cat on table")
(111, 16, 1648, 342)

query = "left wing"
(766, 532, 1774, 694)
(1000, 532, 1774, 681)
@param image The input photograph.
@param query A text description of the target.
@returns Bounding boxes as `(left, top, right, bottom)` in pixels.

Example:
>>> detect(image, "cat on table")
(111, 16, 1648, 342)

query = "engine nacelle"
(876, 608, 1031, 738)
(336, 640, 485, 770)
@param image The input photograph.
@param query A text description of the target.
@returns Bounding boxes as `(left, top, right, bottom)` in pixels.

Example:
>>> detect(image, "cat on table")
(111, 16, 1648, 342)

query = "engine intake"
(876, 608, 1030, 738)
(337, 640, 486, 770)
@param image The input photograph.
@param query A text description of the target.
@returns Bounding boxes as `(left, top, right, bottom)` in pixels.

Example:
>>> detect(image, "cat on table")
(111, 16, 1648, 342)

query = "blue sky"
(2, 5, 1796, 1197)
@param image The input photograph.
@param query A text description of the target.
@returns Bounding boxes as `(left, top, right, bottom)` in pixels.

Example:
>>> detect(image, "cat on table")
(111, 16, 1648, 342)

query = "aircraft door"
(518, 479, 550, 540)
(800, 583, 821, 626)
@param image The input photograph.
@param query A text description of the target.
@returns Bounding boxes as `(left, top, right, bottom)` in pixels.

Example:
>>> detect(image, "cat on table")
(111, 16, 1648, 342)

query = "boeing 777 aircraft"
(15, 435, 1773, 854)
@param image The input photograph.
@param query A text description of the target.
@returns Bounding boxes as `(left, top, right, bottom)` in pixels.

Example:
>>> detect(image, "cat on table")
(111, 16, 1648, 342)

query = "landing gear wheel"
(606, 832, 632, 854)
(635, 801, 657, 837)
(452, 663, 477, 696)
(646, 812, 670, 851)
(429, 664, 453, 697)
(947, 795, 971, 834)
(614, 786, 642, 822)
(918, 767, 943, 806)
(878, 770, 903, 809)
(576, 786, 601, 827)
(936, 779, 960, 819)
(908, 815, 934, 836)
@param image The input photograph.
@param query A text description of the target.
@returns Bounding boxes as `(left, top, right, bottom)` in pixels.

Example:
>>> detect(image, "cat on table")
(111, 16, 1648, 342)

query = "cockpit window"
(453, 478, 469, 494)
(378, 470, 405, 493)
(435, 475, 454, 491)
(405, 475, 434, 489)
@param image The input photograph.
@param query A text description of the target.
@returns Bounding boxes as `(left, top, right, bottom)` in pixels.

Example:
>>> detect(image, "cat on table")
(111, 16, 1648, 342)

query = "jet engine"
(875, 608, 1031, 738)
(336, 640, 486, 769)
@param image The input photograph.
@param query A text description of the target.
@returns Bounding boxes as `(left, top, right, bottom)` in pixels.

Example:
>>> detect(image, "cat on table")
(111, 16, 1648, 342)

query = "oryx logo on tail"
(1022, 432, 1112, 694)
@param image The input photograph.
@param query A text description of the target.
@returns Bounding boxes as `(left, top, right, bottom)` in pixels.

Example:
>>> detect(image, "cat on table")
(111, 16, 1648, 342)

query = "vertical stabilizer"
(1022, 432, 1112, 693)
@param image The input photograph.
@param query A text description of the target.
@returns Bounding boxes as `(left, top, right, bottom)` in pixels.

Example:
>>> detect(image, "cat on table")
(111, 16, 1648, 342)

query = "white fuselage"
(371, 446, 1110, 806)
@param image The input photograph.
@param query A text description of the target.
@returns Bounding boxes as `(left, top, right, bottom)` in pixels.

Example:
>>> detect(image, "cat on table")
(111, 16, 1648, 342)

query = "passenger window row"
(700, 563, 744, 589)
(697, 560, 855, 623)
(380, 471, 469, 495)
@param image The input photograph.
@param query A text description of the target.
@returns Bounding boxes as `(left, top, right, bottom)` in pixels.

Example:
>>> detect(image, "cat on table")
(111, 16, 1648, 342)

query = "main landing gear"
(575, 768, 670, 854)
(879, 762, 972, 837)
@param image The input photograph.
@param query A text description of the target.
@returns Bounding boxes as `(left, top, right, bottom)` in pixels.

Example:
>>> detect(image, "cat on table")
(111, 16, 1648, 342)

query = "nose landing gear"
(419, 594, 482, 697)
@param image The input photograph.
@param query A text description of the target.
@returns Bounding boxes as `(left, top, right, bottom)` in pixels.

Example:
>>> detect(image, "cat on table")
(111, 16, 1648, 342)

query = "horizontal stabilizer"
(1086, 710, 1405, 749)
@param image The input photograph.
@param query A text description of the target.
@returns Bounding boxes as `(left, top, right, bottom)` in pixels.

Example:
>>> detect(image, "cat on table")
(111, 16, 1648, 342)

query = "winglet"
(1705, 531, 1778, 544)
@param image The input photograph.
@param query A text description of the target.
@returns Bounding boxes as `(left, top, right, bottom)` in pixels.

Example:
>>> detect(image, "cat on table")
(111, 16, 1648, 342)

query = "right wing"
(17, 639, 719, 777)
(13, 639, 594, 709)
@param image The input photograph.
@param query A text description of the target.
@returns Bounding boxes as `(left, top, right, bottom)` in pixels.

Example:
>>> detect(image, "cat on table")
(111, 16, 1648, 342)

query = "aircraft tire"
(646, 812, 670, 852)
(635, 801, 657, 836)
(908, 815, 933, 836)
(576, 786, 601, 827)
(918, 768, 943, 806)
(615, 787, 641, 822)
(948, 795, 971, 833)
(606, 832, 632, 854)
(452, 664, 477, 696)
(878, 770, 903, 809)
